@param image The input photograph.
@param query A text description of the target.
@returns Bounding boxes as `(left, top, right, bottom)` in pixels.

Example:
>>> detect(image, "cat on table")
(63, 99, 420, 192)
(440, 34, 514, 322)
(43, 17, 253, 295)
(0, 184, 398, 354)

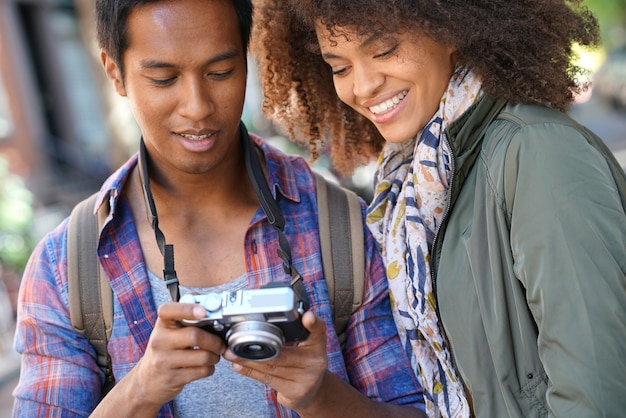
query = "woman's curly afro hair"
(251, 0, 600, 175)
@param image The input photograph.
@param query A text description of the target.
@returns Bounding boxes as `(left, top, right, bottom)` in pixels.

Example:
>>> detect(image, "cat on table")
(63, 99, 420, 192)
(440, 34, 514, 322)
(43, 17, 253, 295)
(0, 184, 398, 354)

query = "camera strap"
(137, 122, 310, 310)
(138, 139, 180, 302)
(240, 122, 310, 311)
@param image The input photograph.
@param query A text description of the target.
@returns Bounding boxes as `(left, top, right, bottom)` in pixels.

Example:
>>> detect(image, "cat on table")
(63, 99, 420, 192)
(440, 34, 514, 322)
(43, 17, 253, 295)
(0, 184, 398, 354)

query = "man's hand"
(224, 311, 328, 411)
(224, 312, 425, 418)
(135, 302, 226, 405)
(91, 302, 226, 417)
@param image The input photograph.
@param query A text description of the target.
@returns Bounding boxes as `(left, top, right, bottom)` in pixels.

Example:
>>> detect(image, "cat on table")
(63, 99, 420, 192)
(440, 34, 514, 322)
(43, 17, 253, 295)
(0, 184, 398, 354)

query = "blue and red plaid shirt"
(13, 133, 424, 417)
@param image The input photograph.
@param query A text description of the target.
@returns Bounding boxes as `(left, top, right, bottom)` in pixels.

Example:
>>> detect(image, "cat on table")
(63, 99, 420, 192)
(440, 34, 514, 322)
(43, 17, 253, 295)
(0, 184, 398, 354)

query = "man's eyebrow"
(140, 49, 242, 69)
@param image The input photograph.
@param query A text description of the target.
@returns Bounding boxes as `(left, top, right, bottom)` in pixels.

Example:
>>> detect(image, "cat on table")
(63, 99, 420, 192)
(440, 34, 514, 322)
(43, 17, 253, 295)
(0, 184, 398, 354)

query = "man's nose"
(178, 77, 215, 121)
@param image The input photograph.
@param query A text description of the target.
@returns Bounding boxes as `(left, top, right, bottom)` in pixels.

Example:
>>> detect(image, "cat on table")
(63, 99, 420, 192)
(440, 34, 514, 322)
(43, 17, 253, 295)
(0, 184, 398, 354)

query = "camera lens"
(227, 321, 284, 361)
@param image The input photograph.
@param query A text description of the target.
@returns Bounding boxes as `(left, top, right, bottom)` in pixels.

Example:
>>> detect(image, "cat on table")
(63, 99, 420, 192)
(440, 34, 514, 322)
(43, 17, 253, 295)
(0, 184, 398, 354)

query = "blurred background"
(0, 0, 625, 414)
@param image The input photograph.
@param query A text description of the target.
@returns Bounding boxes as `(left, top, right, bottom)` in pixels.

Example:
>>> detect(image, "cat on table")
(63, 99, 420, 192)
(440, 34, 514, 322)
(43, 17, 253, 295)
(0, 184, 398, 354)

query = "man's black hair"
(96, 0, 253, 79)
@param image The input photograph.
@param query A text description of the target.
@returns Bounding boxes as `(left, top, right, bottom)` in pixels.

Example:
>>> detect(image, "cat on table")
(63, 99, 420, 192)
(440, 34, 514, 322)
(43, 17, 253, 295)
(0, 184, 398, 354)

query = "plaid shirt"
(13, 133, 424, 417)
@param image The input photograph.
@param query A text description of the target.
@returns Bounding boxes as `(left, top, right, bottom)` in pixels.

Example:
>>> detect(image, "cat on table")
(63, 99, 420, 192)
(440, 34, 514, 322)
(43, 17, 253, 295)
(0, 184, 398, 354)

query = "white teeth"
(369, 91, 407, 115)
(181, 133, 210, 141)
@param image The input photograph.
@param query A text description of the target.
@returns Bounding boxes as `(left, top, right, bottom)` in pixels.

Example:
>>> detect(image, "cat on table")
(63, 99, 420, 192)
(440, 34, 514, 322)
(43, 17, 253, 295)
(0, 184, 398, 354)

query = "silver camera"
(179, 284, 309, 361)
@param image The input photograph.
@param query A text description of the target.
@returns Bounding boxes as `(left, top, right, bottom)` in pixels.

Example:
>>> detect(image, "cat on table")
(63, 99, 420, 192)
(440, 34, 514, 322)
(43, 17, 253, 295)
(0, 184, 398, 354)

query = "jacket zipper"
(429, 134, 474, 413)
(431, 133, 454, 306)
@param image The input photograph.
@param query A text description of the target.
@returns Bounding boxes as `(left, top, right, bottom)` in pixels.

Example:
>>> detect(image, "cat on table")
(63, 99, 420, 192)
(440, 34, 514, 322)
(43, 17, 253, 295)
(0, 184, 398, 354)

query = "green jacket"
(433, 95, 626, 417)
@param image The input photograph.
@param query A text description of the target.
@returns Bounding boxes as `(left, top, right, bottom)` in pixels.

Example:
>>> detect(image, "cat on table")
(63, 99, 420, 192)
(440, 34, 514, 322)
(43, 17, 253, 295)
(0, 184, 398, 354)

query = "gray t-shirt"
(149, 271, 269, 417)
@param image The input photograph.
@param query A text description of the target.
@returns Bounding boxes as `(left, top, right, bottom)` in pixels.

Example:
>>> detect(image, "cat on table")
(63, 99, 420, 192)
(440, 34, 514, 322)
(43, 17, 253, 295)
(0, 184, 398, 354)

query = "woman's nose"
(352, 64, 384, 98)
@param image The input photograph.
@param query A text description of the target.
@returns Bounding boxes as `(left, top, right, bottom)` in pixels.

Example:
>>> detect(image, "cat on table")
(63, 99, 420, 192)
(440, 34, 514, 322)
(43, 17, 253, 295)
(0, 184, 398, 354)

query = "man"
(12, 0, 425, 416)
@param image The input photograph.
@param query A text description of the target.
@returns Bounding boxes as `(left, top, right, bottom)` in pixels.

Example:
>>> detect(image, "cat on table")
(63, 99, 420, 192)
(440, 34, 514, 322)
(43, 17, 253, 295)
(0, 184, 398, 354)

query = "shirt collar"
(94, 133, 302, 218)
(249, 132, 301, 204)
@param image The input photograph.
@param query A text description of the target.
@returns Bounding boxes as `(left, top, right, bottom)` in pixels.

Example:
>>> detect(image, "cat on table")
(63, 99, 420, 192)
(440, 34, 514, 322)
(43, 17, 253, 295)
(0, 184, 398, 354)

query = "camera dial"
(201, 293, 222, 312)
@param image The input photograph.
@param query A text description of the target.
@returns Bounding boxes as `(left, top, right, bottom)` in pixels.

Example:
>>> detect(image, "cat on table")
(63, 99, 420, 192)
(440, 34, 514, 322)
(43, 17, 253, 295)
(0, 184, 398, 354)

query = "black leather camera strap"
(138, 122, 310, 309)
(241, 123, 310, 311)
(138, 139, 179, 302)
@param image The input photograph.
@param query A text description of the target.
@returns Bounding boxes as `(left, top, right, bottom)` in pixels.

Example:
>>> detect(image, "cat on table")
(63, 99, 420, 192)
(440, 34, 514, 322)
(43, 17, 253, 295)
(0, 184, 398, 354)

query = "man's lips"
(179, 133, 213, 141)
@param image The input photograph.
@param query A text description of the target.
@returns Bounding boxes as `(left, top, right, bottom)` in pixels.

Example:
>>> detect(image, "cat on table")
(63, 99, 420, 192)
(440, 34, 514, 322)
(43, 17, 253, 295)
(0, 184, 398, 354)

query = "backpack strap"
(66, 172, 365, 387)
(314, 172, 365, 348)
(67, 192, 115, 396)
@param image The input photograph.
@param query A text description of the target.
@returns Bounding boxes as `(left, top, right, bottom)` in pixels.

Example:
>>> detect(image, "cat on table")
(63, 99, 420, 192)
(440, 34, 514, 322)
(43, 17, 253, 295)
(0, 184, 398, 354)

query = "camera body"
(179, 284, 309, 361)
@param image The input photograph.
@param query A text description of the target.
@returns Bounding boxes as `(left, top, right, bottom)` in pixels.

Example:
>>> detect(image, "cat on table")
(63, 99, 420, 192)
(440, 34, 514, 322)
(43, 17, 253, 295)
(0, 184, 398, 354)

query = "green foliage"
(0, 156, 34, 272)
(584, 0, 626, 49)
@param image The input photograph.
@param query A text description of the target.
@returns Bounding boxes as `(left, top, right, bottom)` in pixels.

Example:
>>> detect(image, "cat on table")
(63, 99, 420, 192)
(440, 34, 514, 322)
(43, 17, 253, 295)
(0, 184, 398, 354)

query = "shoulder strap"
(314, 172, 365, 348)
(65, 174, 365, 382)
(67, 193, 115, 395)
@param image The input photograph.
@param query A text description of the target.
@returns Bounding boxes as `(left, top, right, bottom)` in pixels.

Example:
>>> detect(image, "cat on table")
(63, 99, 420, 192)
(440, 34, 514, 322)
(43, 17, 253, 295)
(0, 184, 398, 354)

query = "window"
(0, 71, 13, 140)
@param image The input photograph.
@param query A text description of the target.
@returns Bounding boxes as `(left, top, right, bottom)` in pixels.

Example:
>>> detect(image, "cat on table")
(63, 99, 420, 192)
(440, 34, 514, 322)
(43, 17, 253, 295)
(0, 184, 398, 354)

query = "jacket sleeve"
(13, 222, 103, 417)
(341, 202, 426, 410)
(508, 122, 626, 417)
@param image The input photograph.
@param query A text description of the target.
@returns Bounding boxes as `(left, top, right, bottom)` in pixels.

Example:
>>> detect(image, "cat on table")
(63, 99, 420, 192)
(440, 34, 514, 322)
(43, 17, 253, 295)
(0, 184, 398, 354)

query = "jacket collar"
(445, 95, 508, 202)
(446, 95, 507, 168)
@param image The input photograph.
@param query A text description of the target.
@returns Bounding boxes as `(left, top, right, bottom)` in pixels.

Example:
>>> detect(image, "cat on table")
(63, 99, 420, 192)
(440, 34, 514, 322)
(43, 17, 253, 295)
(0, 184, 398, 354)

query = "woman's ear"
(101, 50, 127, 97)
(450, 48, 459, 68)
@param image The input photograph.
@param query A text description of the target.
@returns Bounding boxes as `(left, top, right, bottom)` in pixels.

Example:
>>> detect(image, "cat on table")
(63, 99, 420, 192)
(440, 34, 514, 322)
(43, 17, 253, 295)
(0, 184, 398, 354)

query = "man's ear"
(101, 50, 127, 97)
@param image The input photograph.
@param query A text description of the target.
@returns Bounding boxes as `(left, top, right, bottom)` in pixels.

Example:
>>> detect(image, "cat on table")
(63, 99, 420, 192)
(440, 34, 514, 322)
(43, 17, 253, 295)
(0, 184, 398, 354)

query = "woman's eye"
(374, 44, 398, 59)
(332, 67, 348, 76)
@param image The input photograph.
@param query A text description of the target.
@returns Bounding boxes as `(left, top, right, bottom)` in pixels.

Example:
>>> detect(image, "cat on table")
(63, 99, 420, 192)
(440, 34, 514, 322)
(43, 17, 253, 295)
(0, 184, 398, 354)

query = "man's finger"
(297, 311, 326, 347)
(157, 301, 207, 327)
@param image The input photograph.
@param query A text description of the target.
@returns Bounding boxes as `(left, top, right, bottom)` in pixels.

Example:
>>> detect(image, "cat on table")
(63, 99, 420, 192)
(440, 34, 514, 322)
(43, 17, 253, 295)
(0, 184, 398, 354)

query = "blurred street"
(0, 324, 18, 418)
(570, 92, 626, 168)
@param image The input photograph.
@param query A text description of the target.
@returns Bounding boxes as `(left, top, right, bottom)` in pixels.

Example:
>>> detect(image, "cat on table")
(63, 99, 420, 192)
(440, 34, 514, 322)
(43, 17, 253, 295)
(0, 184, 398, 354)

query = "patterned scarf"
(366, 68, 482, 417)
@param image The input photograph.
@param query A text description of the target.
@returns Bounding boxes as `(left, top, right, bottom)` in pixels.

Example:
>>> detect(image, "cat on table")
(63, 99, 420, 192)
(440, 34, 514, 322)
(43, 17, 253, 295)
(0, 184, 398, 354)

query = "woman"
(251, 1, 626, 417)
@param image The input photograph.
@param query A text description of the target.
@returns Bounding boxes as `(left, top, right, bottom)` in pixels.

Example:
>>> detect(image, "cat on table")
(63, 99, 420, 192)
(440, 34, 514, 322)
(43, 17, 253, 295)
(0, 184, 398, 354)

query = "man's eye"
(150, 77, 176, 86)
(208, 69, 234, 79)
